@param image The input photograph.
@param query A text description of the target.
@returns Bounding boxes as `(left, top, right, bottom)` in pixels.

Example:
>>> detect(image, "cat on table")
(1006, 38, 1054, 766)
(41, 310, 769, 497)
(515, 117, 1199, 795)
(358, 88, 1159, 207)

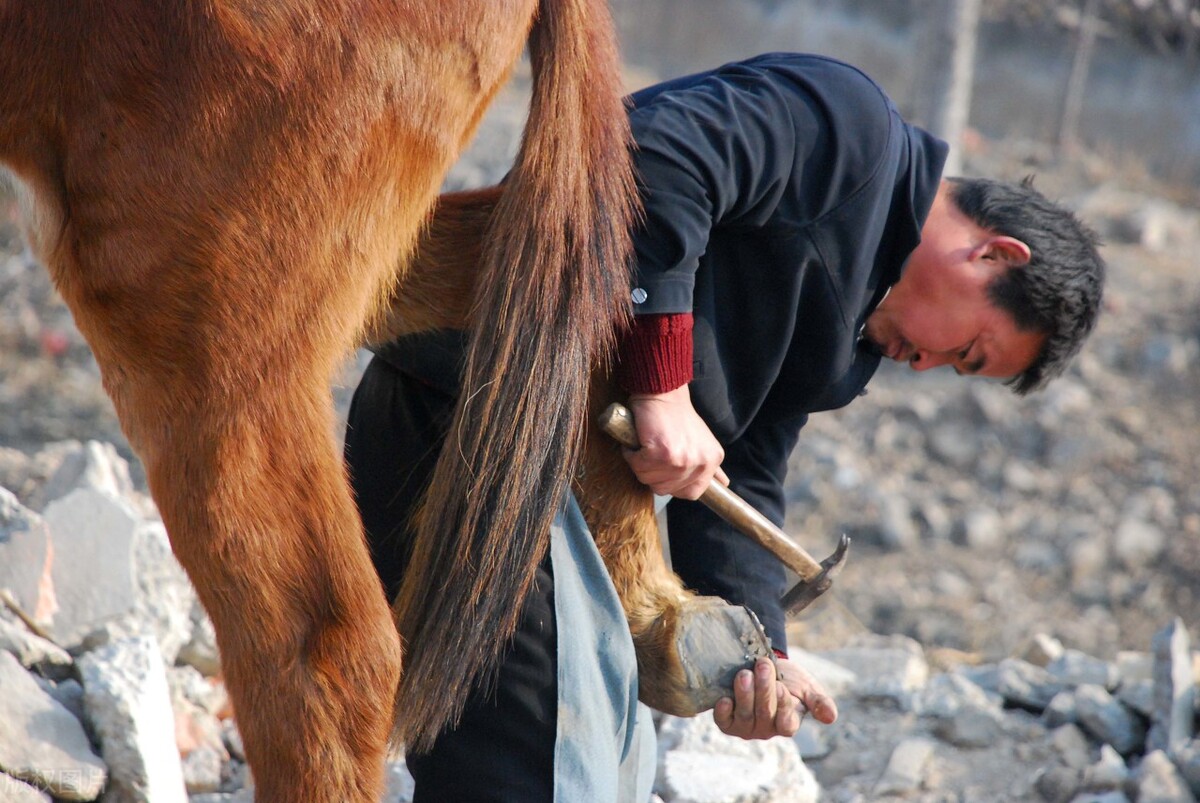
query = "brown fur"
(0, 1, 634, 799)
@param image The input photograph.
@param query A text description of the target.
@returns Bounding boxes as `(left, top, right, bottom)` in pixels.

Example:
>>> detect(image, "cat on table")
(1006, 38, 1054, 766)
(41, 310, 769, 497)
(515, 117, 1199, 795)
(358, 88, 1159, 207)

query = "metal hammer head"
(780, 534, 851, 616)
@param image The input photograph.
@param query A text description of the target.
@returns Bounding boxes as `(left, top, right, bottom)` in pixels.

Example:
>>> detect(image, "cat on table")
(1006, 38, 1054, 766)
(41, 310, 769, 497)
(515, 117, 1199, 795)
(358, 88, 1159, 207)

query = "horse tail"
(392, 0, 636, 751)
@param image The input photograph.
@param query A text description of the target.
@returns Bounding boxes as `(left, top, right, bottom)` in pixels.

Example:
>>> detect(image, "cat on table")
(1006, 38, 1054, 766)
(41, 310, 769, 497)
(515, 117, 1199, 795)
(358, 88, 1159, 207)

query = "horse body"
(0, 1, 634, 799)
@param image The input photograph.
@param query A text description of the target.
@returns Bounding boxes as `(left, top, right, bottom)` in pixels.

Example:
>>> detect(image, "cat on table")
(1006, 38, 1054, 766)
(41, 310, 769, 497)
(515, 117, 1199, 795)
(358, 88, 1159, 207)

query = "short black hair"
(946, 176, 1106, 395)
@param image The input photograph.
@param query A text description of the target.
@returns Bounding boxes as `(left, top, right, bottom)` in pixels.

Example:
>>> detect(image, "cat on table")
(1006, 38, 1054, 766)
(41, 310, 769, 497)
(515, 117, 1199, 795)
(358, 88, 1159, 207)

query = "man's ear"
(976, 236, 1031, 267)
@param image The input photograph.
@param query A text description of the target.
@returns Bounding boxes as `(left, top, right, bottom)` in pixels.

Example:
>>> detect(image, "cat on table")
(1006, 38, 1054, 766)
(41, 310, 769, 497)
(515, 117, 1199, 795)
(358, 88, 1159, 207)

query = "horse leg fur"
(577, 376, 773, 716)
(110, 371, 401, 802)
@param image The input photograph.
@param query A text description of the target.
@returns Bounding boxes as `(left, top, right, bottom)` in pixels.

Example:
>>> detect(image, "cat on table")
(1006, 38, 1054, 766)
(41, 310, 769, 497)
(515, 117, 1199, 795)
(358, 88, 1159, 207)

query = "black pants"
(344, 353, 557, 802)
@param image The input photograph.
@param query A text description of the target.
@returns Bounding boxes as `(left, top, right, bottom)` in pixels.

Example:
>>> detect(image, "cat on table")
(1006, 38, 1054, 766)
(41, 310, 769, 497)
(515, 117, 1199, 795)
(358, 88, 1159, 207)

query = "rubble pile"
(0, 434, 1198, 801)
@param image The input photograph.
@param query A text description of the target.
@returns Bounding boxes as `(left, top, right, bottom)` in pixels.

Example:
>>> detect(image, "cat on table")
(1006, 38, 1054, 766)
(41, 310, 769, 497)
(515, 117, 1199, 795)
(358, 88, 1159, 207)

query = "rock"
(173, 698, 226, 761)
(958, 506, 1004, 551)
(1047, 650, 1119, 691)
(1074, 684, 1146, 755)
(1082, 744, 1129, 792)
(220, 720, 245, 763)
(933, 702, 1005, 748)
(1036, 766, 1083, 803)
(0, 442, 82, 510)
(167, 665, 229, 719)
(1016, 539, 1065, 572)
(1003, 459, 1041, 492)
(997, 658, 1065, 711)
(0, 773, 52, 803)
(37, 440, 135, 510)
(872, 737, 935, 797)
(1112, 517, 1166, 570)
(0, 650, 107, 800)
(43, 488, 140, 646)
(1050, 724, 1092, 770)
(1117, 679, 1155, 718)
(176, 601, 220, 677)
(190, 791, 254, 803)
(1147, 618, 1196, 754)
(789, 649, 859, 698)
(1115, 651, 1153, 684)
(919, 671, 1003, 719)
(1068, 538, 1109, 595)
(0, 615, 72, 676)
(1021, 633, 1066, 668)
(793, 718, 832, 760)
(44, 490, 195, 663)
(928, 422, 980, 468)
(78, 635, 187, 803)
(1135, 750, 1198, 803)
(655, 712, 819, 803)
(127, 520, 195, 664)
(818, 635, 929, 706)
(916, 498, 954, 541)
(1171, 739, 1200, 795)
(0, 488, 57, 622)
(1044, 691, 1080, 728)
(181, 745, 223, 795)
(36, 677, 87, 726)
(876, 493, 919, 550)
(1069, 793, 1130, 803)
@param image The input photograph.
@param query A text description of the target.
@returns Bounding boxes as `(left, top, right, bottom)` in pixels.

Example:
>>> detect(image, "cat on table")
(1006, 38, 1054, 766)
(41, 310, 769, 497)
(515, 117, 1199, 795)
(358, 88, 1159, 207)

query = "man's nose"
(909, 350, 951, 371)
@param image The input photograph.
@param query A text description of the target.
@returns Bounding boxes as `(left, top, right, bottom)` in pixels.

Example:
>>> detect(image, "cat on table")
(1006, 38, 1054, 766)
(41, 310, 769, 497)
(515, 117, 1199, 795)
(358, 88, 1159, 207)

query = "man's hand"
(713, 656, 838, 740)
(624, 385, 727, 499)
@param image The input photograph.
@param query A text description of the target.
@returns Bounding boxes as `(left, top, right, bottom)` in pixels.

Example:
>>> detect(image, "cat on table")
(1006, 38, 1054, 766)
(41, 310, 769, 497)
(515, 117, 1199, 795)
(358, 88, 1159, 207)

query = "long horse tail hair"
(391, 0, 636, 751)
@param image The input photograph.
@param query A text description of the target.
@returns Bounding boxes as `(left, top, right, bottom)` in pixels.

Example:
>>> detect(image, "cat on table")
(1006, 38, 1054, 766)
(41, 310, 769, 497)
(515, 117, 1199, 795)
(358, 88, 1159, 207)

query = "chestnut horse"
(0, 1, 635, 800)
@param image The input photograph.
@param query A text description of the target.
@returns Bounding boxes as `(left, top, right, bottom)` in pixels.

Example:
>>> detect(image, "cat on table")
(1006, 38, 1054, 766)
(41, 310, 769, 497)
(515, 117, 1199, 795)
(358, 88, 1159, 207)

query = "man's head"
(862, 177, 1105, 394)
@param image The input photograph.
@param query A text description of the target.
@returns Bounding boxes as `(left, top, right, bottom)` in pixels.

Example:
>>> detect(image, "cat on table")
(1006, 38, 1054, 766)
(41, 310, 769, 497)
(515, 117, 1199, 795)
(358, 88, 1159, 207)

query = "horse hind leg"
(578, 376, 773, 716)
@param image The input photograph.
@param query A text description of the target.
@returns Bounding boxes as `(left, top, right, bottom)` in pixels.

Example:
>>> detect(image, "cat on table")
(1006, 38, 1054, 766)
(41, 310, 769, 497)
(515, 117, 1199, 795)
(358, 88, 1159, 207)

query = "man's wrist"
(616, 312, 694, 394)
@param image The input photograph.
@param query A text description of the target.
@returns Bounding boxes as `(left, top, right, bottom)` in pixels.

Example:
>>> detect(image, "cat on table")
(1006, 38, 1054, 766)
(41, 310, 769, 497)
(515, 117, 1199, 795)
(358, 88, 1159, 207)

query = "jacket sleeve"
(665, 412, 806, 653)
(627, 71, 805, 316)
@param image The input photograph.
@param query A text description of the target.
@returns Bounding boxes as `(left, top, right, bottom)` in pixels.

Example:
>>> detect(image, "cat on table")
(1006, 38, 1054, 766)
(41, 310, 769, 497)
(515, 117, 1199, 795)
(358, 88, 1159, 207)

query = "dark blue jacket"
(626, 54, 946, 649)
(376, 54, 947, 654)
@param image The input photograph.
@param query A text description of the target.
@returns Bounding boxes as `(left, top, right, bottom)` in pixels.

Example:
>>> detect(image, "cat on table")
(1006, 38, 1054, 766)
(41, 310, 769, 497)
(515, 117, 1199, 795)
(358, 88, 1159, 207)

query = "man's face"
(862, 188, 1046, 380)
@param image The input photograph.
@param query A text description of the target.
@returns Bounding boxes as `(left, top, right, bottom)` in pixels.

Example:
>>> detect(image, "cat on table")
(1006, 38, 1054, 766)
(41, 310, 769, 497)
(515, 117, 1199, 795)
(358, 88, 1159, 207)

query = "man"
(345, 52, 1104, 800)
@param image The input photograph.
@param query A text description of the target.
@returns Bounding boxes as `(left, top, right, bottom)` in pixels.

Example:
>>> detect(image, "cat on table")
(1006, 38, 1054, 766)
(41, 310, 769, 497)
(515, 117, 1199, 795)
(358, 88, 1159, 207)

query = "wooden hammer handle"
(599, 403, 824, 580)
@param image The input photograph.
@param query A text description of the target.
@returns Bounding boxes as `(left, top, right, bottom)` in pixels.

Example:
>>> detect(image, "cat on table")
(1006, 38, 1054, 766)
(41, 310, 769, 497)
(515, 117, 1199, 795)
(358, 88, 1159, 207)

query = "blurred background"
(612, 0, 1200, 190)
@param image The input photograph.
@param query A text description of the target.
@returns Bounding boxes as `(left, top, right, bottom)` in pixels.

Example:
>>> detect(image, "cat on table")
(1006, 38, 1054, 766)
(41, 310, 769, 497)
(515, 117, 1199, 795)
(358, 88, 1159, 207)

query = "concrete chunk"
(43, 490, 195, 663)
(1136, 750, 1198, 803)
(0, 650, 107, 800)
(873, 737, 935, 797)
(1075, 684, 1147, 755)
(655, 712, 819, 803)
(0, 488, 57, 623)
(0, 773, 53, 803)
(997, 658, 1064, 711)
(1148, 618, 1196, 754)
(819, 635, 929, 705)
(38, 441, 135, 510)
(79, 635, 186, 803)
(43, 489, 140, 647)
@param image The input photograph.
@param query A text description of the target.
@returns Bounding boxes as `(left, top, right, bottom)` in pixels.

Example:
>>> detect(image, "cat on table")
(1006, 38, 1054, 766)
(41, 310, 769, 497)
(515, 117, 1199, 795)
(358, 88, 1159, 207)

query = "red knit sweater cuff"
(615, 313, 694, 394)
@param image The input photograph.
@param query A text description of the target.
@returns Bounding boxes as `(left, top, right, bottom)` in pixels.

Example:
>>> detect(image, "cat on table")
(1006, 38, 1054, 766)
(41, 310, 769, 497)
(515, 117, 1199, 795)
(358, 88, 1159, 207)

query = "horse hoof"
(641, 598, 775, 717)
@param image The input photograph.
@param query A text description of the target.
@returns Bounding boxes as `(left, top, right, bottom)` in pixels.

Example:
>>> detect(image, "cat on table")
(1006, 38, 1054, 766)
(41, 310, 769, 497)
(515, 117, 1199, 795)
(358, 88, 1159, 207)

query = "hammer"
(599, 402, 850, 616)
